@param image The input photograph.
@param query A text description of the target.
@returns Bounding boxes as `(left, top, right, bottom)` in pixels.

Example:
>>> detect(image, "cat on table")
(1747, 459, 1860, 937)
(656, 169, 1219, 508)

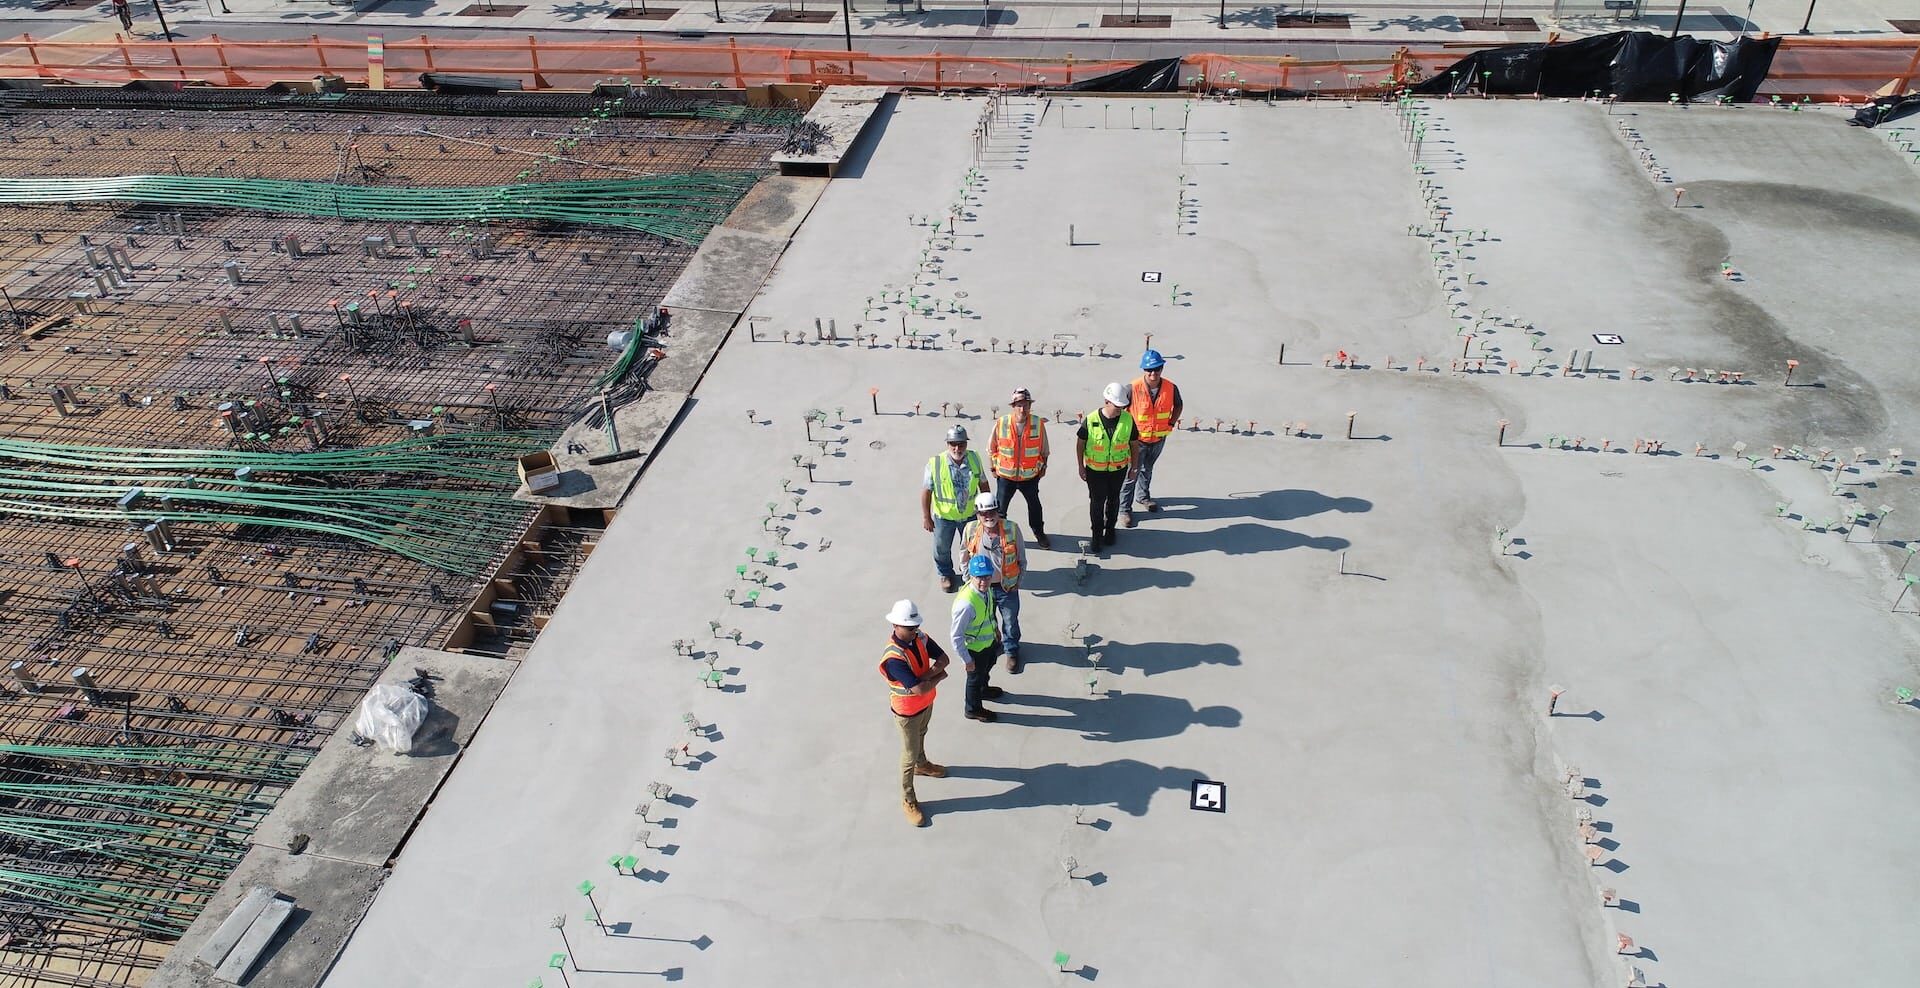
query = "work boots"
(914, 762, 947, 778)
(903, 798, 926, 827)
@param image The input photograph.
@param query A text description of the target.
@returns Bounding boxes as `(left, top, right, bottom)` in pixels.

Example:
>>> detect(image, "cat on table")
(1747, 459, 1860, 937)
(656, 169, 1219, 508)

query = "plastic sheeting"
(1412, 31, 1780, 103)
(1062, 57, 1183, 93)
(1850, 92, 1920, 128)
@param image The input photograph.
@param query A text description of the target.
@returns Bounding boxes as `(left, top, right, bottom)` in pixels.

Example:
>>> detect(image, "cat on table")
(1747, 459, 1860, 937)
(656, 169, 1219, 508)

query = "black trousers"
(995, 475, 1045, 536)
(1085, 468, 1124, 543)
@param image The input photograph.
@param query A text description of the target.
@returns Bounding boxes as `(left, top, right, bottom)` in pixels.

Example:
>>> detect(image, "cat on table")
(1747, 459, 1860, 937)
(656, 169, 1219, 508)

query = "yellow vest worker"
(1078, 383, 1141, 553)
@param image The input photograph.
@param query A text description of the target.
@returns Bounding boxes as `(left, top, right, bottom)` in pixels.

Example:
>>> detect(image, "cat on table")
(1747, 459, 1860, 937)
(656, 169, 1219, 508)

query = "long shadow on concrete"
(1095, 639, 1239, 677)
(1023, 562, 1193, 598)
(1114, 522, 1349, 559)
(994, 690, 1240, 743)
(827, 91, 899, 180)
(924, 760, 1200, 817)
(1156, 489, 1372, 523)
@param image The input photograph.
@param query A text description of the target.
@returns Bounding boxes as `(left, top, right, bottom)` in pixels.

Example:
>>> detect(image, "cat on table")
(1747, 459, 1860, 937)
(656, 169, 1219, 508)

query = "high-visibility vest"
(927, 450, 986, 521)
(954, 584, 997, 652)
(880, 634, 937, 716)
(963, 518, 1023, 589)
(1129, 377, 1178, 443)
(1083, 411, 1134, 471)
(991, 414, 1048, 480)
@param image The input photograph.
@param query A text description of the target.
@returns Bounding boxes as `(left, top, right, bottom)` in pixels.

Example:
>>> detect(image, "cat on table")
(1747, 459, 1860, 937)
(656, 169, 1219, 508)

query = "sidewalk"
(9, 0, 1918, 48)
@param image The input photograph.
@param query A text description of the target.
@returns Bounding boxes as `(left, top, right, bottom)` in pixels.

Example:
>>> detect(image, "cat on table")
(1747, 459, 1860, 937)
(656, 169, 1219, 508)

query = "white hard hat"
(885, 599, 922, 627)
(1102, 381, 1129, 406)
(974, 491, 999, 512)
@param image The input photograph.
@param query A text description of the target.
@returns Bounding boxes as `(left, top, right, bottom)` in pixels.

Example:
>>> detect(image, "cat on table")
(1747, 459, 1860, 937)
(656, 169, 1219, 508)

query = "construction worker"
(950, 554, 1005, 722)
(881, 599, 950, 828)
(1121, 349, 1182, 528)
(922, 425, 986, 593)
(959, 491, 1026, 673)
(988, 387, 1051, 549)
(1078, 383, 1141, 552)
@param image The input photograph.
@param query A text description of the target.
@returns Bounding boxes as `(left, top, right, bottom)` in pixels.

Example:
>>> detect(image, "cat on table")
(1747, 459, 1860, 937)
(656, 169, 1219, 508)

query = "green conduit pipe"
(0, 173, 763, 243)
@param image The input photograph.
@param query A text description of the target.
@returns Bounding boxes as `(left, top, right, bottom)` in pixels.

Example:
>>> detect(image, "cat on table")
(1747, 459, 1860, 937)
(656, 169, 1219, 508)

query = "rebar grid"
(0, 98, 775, 984)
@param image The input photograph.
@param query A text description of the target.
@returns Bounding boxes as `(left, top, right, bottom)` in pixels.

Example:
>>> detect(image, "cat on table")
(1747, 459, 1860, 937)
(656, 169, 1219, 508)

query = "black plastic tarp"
(1850, 92, 1920, 128)
(1062, 57, 1182, 93)
(1412, 31, 1779, 103)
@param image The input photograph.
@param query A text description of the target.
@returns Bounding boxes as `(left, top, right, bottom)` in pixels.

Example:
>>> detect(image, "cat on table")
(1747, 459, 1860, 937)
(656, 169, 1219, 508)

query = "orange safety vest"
(964, 518, 1023, 587)
(991, 413, 1048, 480)
(1129, 377, 1178, 443)
(880, 634, 936, 716)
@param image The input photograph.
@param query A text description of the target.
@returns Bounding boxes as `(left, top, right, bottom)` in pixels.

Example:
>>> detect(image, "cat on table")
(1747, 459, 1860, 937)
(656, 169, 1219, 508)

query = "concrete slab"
(772, 85, 891, 175)
(516, 390, 691, 508)
(323, 95, 1920, 988)
(249, 647, 517, 866)
(721, 174, 831, 240)
(660, 225, 790, 315)
(150, 848, 383, 988)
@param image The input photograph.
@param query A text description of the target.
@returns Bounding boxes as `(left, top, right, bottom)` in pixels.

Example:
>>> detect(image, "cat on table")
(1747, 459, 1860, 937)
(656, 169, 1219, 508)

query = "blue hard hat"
(1140, 349, 1166, 370)
(967, 554, 995, 578)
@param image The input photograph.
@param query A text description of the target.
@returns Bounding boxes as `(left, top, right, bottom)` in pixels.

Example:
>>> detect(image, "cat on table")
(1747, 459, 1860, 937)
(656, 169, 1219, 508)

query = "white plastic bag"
(354, 685, 429, 754)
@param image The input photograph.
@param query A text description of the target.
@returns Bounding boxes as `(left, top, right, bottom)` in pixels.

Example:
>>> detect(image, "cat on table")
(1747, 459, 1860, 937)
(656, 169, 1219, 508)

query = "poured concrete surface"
(249, 647, 517, 866)
(151, 849, 382, 988)
(324, 96, 1920, 988)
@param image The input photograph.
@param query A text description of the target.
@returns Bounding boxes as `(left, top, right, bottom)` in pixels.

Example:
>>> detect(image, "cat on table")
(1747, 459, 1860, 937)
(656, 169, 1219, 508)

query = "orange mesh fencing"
(0, 34, 1912, 101)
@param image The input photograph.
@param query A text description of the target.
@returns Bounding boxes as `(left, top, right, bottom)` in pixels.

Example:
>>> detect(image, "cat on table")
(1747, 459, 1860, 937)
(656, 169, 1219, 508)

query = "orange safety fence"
(0, 34, 1913, 101)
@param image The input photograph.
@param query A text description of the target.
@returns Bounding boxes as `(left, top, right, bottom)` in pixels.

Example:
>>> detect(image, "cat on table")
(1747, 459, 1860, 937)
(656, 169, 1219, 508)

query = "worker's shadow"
(925, 759, 1200, 817)
(1120, 523, 1348, 560)
(1023, 563, 1193, 598)
(1095, 640, 1239, 677)
(996, 690, 1240, 743)
(1159, 489, 1371, 523)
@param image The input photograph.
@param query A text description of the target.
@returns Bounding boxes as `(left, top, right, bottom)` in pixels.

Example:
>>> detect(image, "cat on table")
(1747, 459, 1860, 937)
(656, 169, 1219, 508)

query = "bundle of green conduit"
(0, 172, 762, 244)
(0, 432, 555, 574)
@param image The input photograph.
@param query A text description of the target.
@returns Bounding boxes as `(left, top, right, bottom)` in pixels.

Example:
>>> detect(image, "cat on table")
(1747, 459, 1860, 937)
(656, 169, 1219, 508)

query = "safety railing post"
(1896, 41, 1920, 96)
(312, 34, 329, 72)
(934, 51, 942, 92)
(636, 38, 649, 80)
(210, 34, 244, 85)
(1065, 52, 1074, 85)
(528, 34, 550, 89)
(420, 34, 435, 72)
(115, 33, 142, 79)
(729, 36, 744, 88)
(22, 34, 52, 79)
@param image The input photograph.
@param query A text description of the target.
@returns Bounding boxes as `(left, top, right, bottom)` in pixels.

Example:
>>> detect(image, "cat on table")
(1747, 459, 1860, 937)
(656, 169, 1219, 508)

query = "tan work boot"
(903, 798, 926, 827)
(914, 762, 948, 778)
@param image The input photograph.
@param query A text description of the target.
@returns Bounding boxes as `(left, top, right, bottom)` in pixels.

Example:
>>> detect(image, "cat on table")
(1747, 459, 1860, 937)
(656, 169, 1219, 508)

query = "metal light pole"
(150, 0, 175, 41)
(1799, 0, 1818, 33)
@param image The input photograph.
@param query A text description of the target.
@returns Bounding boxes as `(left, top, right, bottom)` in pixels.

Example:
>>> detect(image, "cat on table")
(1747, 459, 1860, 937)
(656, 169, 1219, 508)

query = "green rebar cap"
(549, 953, 567, 969)
(577, 880, 594, 895)
(1053, 951, 1071, 967)
(620, 854, 637, 871)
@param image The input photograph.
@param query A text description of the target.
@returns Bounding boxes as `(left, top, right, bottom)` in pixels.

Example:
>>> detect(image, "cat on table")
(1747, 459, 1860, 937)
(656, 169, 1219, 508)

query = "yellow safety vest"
(927, 450, 985, 521)
(1083, 411, 1134, 471)
(954, 584, 996, 652)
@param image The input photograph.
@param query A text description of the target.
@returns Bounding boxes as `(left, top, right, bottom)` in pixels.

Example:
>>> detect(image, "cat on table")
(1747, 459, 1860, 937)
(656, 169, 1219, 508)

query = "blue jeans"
(992, 585, 1021, 658)
(1120, 439, 1166, 508)
(932, 516, 964, 581)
